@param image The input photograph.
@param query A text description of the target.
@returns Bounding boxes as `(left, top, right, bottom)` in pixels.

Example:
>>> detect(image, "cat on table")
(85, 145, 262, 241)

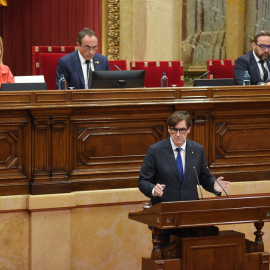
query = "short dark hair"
(253, 30, 270, 43)
(167, 111, 192, 129)
(77, 28, 97, 44)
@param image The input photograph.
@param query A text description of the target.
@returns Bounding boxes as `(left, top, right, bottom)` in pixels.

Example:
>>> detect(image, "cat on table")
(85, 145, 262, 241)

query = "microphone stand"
(114, 65, 121, 70)
(184, 71, 210, 87)
(205, 165, 228, 198)
(193, 166, 203, 200)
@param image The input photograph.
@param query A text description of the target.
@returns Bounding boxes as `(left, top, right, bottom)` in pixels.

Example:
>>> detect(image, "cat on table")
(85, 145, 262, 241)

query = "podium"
(129, 194, 270, 270)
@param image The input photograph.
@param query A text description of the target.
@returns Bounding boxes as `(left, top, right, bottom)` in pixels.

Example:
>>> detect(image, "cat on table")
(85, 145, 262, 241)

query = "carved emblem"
(107, 0, 120, 60)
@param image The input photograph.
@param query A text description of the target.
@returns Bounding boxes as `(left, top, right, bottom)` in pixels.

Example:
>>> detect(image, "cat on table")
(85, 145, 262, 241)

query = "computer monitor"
(1, 82, 47, 91)
(91, 70, 145, 88)
(14, 75, 45, 83)
(193, 78, 235, 87)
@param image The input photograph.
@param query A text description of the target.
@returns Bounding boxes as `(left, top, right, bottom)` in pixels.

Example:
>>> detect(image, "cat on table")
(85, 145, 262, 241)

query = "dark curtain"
(0, 0, 102, 76)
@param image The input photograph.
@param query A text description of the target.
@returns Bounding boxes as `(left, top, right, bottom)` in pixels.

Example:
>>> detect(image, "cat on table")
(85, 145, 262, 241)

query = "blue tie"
(176, 148, 184, 181)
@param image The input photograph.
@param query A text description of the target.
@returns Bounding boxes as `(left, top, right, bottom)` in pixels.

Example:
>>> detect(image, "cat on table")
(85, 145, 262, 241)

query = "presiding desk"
(129, 193, 270, 270)
(0, 85, 270, 195)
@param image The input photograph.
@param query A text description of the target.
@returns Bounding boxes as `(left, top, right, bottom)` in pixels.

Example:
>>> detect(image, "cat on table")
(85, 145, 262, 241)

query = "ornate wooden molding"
(107, 0, 120, 60)
(0, 0, 8, 7)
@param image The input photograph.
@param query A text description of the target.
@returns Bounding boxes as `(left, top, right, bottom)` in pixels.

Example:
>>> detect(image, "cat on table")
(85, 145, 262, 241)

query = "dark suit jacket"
(234, 50, 270, 85)
(56, 51, 110, 89)
(139, 137, 219, 205)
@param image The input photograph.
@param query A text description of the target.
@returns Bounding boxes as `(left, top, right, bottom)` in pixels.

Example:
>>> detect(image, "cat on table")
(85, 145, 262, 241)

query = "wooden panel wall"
(0, 0, 102, 77)
(0, 86, 270, 195)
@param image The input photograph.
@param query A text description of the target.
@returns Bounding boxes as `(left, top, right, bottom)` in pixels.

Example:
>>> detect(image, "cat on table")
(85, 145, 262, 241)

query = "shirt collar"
(170, 137, 186, 152)
(253, 51, 263, 63)
(78, 50, 92, 65)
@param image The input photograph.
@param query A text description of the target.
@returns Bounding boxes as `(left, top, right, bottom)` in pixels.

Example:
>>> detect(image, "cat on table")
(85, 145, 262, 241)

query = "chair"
(207, 60, 236, 83)
(109, 60, 127, 70)
(32, 46, 76, 90)
(130, 61, 185, 87)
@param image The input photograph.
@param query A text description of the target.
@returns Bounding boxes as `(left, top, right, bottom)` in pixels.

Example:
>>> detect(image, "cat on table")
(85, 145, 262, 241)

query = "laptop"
(193, 78, 235, 87)
(1, 82, 47, 91)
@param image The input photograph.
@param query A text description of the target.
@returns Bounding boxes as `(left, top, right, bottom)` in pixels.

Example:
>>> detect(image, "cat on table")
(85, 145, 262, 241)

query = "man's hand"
(153, 184, 166, 197)
(214, 176, 230, 193)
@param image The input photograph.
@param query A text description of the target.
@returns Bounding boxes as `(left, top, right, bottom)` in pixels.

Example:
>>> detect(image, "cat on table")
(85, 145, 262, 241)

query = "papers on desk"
(14, 75, 45, 83)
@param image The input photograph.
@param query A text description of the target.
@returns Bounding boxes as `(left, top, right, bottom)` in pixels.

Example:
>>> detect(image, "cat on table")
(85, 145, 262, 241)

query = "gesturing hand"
(214, 176, 230, 193)
(153, 184, 166, 197)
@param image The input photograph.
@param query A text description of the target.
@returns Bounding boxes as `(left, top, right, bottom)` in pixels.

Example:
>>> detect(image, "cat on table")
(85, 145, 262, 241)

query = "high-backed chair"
(130, 61, 185, 87)
(109, 60, 127, 70)
(32, 46, 76, 90)
(33, 47, 127, 89)
(207, 59, 236, 83)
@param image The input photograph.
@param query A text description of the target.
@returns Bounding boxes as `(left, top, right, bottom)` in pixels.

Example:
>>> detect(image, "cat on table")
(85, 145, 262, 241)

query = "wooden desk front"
(0, 85, 270, 195)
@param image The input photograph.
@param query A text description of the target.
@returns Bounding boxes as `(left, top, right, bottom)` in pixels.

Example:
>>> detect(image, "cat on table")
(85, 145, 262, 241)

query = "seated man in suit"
(234, 30, 270, 85)
(138, 111, 230, 247)
(56, 27, 110, 89)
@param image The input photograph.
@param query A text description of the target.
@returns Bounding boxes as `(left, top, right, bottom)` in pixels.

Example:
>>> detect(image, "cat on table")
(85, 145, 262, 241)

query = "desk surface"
(128, 193, 270, 229)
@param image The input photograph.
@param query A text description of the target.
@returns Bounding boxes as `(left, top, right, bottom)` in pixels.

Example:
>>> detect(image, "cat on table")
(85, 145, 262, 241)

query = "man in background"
(234, 30, 270, 85)
(56, 28, 110, 89)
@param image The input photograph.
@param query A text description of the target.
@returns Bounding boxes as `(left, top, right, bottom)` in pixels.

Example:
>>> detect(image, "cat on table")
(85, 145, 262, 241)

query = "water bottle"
(243, 71, 250, 85)
(160, 72, 168, 87)
(59, 74, 67, 90)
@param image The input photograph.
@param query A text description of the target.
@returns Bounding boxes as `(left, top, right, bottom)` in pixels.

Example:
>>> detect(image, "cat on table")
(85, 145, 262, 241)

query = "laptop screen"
(1, 82, 47, 91)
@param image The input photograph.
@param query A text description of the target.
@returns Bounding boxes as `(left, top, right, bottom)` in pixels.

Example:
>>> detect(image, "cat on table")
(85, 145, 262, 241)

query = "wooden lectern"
(129, 194, 270, 270)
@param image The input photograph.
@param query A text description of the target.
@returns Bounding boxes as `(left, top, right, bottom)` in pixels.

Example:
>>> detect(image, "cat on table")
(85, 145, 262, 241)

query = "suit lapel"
(250, 51, 261, 82)
(183, 140, 195, 184)
(93, 54, 102, 71)
(74, 51, 85, 88)
(267, 59, 270, 76)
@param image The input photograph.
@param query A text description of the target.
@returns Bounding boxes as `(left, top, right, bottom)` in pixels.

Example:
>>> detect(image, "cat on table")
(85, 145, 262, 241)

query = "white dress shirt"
(78, 50, 95, 89)
(170, 137, 186, 175)
(152, 138, 187, 196)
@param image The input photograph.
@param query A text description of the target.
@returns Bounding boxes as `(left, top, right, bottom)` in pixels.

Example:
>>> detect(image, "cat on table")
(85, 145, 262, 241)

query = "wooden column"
(226, 0, 246, 59)
(30, 109, 72, 195)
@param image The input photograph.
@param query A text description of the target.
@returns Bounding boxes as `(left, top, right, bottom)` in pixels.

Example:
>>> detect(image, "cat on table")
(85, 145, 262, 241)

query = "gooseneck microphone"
(193, 165, 203, 200)
(204, 165, 228, 198)
(184, 71, 210, 87)
(114, 65, 121, 70)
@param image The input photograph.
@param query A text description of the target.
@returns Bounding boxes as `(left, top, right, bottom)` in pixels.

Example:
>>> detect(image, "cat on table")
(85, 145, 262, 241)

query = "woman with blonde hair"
(0, 36, 15, 88)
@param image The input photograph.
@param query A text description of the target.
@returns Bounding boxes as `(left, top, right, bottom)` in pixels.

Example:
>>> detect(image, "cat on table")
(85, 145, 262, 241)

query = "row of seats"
(32, 46, 236, 90)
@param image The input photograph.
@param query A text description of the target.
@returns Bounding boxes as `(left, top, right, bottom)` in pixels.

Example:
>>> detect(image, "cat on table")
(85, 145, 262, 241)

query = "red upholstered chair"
(109, 60, 127, 70)
(130, 61, 185, 87)
(32, 46, 76, 90)
(207, 59, 236, 83)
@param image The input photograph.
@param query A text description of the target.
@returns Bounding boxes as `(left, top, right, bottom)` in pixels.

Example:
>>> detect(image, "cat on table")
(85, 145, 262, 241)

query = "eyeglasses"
(170, 127, 188, 134)
(80, 45, 98, 51)
(255, 43, 270, 51)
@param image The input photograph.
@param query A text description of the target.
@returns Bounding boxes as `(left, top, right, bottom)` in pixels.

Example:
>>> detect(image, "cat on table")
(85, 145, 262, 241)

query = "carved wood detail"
(107, 0, 120, 60)
(0, 86, 269, 194)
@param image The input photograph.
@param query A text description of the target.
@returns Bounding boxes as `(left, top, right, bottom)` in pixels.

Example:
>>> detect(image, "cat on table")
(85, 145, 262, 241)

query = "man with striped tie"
(234, 30, 270, 85)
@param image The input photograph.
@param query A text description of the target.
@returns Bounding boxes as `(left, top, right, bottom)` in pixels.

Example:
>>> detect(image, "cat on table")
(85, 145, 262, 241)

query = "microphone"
(193, 165, 203, 200)
(184, 71, 210, 87)
(204, 165, 228, 198)
(114, 65, 121, 70)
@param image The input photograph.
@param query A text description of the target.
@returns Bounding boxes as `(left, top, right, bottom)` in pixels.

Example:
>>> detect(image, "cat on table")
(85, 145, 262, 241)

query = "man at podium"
(138, 111, 230, 246)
